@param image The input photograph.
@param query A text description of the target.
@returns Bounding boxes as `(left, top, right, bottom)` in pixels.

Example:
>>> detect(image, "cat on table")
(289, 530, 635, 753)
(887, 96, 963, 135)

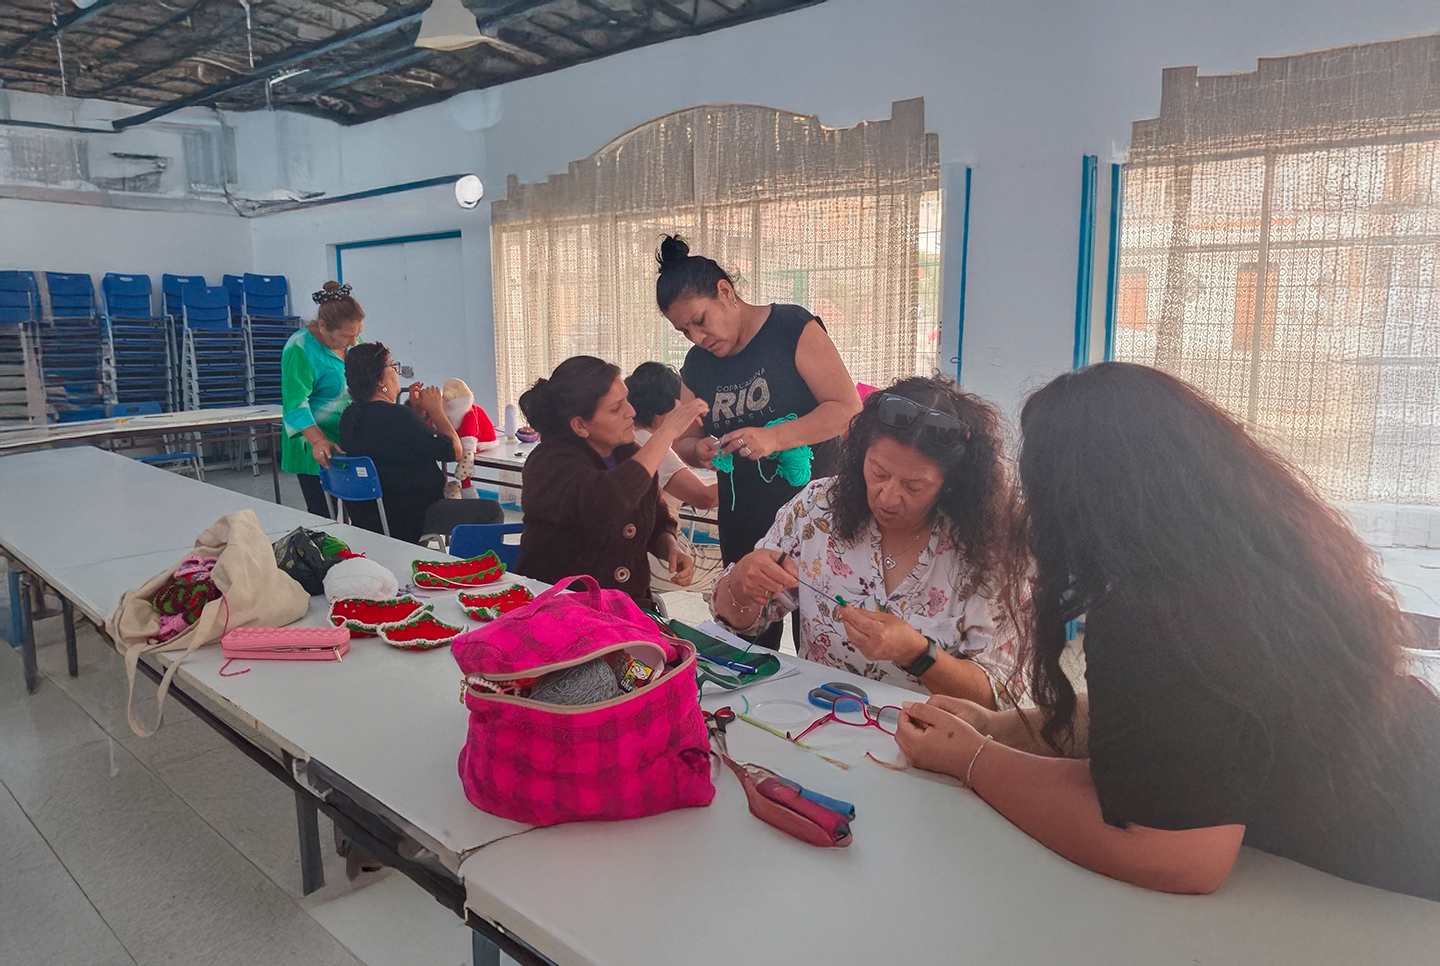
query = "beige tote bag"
(108, 509, 310, 737)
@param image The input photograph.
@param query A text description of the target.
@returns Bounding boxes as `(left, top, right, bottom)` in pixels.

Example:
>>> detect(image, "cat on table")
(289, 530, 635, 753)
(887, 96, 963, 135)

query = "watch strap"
(902, 637, 939, 677)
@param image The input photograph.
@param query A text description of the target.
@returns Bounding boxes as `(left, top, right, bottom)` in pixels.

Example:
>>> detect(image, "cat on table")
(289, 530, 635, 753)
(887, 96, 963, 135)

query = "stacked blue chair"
(102, 273, 173, 411)
(162, 274, 207, 407)
(40, 273, 107, 421)
(0, 271, 40, 324)
(113, 400, 204, 480)
(241, 274, 300, 406)
(0, 272, 40, 424)
(180, 283, 252, 411)
(222, 274, 245, 325)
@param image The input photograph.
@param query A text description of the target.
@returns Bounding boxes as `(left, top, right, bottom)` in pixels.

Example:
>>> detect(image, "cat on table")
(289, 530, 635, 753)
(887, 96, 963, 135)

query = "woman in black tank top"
(655, 236, 861, 645)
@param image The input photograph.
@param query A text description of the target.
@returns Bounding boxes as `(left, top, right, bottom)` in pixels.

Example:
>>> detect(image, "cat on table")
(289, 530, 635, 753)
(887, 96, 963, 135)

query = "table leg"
(6, 568, 22, 649)
(294, 787, 326, 895)
(270, 429, 283, 504)
(62, 597, 78, 677)
(472, 931, 501, 966)
(18, 573, 37, 694)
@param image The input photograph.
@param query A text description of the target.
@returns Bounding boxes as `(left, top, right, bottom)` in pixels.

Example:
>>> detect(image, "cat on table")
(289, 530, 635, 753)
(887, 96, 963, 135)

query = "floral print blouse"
(711, 479, 1025, 708)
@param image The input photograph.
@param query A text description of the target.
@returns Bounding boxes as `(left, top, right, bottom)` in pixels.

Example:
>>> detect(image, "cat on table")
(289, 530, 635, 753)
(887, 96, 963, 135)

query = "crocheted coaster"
(459, 586, 534, 622)
(411, 551, 506, 588)
(376, 612, 465, 650)
(328, 596, 429, 637)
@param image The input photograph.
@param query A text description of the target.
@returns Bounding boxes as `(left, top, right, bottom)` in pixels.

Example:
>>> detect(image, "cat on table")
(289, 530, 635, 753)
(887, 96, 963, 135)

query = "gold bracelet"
(724, 574, 755, 613)
(963, 734, 993, 789)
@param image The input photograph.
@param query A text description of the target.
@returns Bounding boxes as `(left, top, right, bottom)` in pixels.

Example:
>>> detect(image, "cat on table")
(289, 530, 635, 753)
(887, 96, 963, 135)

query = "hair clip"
(312, 283, 353, 304)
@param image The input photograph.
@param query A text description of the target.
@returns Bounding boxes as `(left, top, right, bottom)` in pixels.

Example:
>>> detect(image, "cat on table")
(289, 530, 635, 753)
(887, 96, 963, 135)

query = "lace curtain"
(1116, 37, 1440, 505)
(490, 98, 942, 411)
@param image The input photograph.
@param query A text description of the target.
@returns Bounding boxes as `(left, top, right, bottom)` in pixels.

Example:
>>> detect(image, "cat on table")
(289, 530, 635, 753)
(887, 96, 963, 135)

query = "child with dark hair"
(624, 362, 718, 509)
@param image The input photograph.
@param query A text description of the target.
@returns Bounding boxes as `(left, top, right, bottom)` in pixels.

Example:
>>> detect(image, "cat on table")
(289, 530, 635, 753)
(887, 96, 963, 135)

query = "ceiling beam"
(84, 2, 258, 97)
(112, 0, 550, 129)
(0, 0, 125, 61)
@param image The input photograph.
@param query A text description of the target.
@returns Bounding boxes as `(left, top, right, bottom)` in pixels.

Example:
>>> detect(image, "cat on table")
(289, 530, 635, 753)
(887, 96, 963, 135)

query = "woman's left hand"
(667, 545, 695, 587)
(894, 700, 985, 776)
(720, 425, 781, 461)
(837, 605, 930, 667)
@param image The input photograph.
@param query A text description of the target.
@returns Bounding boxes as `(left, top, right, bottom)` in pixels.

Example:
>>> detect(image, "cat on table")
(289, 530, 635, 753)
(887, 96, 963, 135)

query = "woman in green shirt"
(282, 281, 364, 517)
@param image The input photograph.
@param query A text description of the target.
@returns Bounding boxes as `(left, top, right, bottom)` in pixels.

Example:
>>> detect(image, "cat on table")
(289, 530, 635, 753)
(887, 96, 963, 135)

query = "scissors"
(705, 707, 736, 758)
(807, 682, 869, 710)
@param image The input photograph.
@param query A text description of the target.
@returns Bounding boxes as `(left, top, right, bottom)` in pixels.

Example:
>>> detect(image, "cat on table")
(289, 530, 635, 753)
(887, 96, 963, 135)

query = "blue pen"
(698, 653, 759, 675)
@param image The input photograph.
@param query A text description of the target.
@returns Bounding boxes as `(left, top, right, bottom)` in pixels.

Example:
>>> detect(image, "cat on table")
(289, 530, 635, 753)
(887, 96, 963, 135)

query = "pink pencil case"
(221, 626, 350, 662)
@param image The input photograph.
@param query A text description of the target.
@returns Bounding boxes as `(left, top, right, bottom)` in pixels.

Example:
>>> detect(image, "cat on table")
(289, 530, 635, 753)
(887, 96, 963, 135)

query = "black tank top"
(681, 304, 840, 563)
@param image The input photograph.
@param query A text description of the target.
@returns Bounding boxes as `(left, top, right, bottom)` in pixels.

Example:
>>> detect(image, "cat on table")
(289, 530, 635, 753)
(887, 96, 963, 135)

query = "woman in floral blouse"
(712, 376, 1027, 709)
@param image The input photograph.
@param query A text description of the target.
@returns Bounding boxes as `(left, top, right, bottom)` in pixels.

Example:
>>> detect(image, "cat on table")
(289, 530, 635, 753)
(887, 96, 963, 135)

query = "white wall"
(0, 198, 252, 309)
(247, 184, 497, 416)
(475, 0, 1440, 411)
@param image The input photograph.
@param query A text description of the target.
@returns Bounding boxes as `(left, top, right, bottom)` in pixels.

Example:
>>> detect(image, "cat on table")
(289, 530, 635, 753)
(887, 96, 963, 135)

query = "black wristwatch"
(902, 637, 939, 678)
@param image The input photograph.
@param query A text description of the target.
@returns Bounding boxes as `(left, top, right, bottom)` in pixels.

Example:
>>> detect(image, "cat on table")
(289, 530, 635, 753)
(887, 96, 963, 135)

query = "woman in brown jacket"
(514, 355, 708, 609)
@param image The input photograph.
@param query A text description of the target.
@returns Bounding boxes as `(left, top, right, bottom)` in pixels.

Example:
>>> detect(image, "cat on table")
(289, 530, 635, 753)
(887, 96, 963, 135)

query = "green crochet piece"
(710, 414, 814, 510)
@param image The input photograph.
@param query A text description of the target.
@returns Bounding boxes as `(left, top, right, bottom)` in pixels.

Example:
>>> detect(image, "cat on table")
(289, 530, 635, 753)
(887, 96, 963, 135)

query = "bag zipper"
(231, 645, 345, 660)
(462, 641, 691, 713)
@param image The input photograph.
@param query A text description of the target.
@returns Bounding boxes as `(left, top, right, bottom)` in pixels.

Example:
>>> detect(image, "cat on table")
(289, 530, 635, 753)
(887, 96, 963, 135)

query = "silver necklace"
(880, 521, 931, 572)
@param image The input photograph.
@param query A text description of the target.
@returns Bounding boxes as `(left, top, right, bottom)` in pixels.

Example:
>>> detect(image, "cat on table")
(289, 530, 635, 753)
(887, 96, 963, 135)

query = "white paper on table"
(694, 620, 800, 695)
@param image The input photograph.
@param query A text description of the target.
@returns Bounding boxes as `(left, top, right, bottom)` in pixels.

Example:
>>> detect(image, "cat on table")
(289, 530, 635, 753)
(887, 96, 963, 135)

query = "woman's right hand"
(659, 397, 708, 442)
(311, 436, 343, 468)
(731, 549, 798, 604)
(693, 435, 721, 464)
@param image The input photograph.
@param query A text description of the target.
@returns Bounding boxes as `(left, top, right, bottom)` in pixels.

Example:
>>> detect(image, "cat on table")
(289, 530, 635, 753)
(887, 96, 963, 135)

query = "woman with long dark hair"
(514, 355, 706, 609)
(657, 235, 861, 647)
(896, 363, 1440, 898)
(713, 376, 1026, 708)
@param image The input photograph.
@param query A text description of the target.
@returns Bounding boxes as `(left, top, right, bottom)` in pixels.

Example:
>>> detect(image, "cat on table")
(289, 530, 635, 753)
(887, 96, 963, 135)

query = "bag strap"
(529, 573, 602, 610)
(122, 597, 230, 738)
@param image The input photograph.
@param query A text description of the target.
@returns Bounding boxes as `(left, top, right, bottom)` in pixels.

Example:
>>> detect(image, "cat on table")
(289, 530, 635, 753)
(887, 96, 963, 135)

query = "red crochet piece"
(378, 612, 465, 650)
(328, 597, 427, 637)
(460, 586, 534, 622)
(412, 551, 505, 588)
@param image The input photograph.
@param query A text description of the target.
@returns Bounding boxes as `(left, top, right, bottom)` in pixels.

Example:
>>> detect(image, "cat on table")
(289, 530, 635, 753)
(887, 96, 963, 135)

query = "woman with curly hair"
(712, 376, 1026, 709)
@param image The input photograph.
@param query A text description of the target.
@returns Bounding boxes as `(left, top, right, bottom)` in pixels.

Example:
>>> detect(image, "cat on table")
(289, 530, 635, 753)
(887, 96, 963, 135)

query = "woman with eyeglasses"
(282, 281, 365, 517)
(656, 236, 862, 648)
(895, 363, 1440, 898)
(712, 377, 1027, 709)
(337, 343, 502, 545)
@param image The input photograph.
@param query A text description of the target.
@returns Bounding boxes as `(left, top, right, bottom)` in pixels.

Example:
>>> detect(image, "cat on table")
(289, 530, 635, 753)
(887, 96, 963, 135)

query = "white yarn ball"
(324, 558, 399, 602)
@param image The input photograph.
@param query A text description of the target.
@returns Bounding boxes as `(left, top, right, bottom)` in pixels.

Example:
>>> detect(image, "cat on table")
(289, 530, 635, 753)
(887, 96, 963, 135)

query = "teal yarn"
(710, 414, 814, 511)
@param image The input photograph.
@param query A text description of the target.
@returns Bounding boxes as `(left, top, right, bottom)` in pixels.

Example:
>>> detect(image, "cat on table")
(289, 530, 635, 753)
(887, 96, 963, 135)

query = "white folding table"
(459, 657, 1440, 966)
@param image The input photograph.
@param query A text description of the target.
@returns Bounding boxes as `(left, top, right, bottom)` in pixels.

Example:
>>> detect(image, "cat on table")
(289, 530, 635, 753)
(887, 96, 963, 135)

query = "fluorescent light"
(416, 0, 484, 51)
(455, 174, 484, 209)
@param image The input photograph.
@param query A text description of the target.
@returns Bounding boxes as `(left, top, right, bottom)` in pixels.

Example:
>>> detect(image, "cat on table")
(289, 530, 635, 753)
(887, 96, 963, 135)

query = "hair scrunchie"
(312, 283, 353, 304)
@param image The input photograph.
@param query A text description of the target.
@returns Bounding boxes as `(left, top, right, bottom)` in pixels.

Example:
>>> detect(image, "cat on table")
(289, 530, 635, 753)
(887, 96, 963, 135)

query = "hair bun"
(656, 234, 690, 274)
(323, 280, 341, 291)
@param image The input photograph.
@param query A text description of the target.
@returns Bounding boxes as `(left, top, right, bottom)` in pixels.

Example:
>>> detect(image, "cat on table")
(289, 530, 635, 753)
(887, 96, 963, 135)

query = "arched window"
(490, 98, 941, 409)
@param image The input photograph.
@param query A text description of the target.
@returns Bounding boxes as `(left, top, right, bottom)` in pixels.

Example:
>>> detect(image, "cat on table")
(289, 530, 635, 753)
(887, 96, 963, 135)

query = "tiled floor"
(0, 464, 495, 966)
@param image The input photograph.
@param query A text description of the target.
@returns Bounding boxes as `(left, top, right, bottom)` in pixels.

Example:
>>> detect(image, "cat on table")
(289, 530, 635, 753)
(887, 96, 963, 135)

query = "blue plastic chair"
(448, 522, 524, 571)
(180, 284, 232, 330)
(242, 273, 299, 321)
(44, 273, 98, 321)
(112, 400, 162, 417)
(319, 455, 390, 536)
(161, 274, 207, 319)
(102, 273, 156, 319)
(111, 400, 204, 479)
(0, 271, 39, 323)
(222, 274, 245, 322)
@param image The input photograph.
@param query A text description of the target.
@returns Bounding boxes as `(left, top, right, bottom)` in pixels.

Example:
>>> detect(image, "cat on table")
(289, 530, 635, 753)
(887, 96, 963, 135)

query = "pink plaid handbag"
(452, 574, 715, 825)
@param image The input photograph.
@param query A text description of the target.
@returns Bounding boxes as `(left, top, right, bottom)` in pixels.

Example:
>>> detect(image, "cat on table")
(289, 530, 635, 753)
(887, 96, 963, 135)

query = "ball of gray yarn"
(530, 657, 621, 706)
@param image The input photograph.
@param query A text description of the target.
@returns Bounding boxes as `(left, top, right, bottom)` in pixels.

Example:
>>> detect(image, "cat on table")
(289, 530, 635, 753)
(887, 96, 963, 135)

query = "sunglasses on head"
(875, 394, 970, 448)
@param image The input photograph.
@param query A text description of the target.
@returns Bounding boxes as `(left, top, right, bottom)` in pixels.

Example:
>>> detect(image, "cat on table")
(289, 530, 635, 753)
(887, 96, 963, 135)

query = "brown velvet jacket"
(513, 434, 677, 607)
